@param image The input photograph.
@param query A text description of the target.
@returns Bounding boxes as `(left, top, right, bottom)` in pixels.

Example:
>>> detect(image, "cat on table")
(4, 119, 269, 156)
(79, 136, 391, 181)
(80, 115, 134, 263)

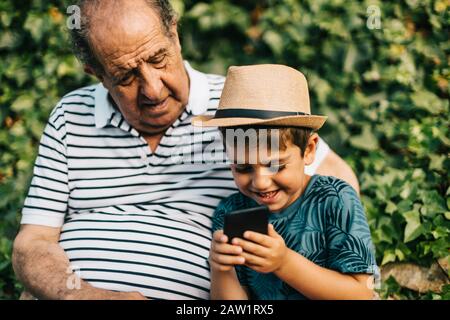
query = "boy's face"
(229, 134, 318, 212)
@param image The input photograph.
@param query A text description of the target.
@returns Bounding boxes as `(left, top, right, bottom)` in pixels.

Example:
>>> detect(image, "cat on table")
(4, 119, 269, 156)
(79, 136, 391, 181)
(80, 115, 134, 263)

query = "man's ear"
(84, 65, 104, 82)
(169, 20, 181, 51)
(303, 133, 319, 165)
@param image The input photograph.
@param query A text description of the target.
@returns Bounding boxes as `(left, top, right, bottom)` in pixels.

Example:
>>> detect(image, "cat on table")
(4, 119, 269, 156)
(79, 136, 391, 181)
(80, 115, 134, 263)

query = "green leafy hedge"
(0, 0, 448, 300)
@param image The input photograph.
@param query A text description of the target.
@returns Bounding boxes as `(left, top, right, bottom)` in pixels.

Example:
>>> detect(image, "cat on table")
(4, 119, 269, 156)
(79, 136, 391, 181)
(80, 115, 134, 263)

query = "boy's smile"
(229, 140, 316, 212)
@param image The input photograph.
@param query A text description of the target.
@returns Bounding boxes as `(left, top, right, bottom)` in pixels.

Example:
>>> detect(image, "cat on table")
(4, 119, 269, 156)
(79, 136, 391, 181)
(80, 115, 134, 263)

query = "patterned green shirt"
(212, 175, 379, 300)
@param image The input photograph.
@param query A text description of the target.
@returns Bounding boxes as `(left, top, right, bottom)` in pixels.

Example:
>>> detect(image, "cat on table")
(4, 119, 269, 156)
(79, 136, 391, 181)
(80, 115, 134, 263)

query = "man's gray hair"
(69, 0, 177, 75)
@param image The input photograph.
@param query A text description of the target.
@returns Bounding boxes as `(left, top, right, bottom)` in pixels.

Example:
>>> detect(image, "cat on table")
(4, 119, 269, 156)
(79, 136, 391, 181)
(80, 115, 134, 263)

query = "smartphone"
(223, 206, 269, 242)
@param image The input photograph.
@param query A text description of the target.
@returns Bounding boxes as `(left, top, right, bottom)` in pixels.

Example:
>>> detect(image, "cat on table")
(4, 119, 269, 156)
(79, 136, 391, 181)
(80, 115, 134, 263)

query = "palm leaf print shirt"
(212, 175, 379, 300)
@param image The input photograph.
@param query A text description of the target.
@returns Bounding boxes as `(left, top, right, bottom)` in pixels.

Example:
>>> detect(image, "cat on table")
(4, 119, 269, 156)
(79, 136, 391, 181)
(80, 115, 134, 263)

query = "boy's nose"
(251, 169, 273, 191)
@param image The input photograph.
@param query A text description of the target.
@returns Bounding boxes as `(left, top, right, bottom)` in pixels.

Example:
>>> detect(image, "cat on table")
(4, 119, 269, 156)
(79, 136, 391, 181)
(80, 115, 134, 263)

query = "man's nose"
(139, 64, 164, 102)
(251, 168, 273, 191)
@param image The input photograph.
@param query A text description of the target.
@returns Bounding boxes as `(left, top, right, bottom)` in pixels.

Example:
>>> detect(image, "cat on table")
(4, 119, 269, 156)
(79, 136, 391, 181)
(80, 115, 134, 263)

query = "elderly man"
(12, 0, 359, 300)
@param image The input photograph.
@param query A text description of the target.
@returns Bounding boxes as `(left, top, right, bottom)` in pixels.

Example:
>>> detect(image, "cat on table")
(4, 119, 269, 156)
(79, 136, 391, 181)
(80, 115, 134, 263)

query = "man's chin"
(138, 122, 170, 136)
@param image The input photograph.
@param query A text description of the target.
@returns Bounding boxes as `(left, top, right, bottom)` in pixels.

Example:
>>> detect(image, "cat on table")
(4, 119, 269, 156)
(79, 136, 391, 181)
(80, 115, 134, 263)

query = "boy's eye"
(233, 164, 253, 173)
(267, 163, 286, 174)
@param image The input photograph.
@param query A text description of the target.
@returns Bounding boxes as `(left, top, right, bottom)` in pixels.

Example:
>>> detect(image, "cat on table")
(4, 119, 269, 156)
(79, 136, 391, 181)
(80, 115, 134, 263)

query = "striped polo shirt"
(21, 61, 330, 300)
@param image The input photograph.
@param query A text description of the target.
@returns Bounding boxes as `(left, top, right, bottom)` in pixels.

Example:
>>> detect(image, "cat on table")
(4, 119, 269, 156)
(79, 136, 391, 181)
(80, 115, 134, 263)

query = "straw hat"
(192, 64, 327, 130)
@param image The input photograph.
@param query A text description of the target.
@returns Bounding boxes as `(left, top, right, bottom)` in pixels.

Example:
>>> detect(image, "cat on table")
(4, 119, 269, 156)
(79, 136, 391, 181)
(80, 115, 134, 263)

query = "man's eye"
(119, 74, 134, 86)
(152, 55, 167, 68)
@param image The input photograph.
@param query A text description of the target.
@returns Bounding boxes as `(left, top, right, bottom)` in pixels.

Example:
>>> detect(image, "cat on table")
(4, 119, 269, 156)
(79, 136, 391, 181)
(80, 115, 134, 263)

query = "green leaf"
(411, 91, 446, 115)
(428, 154, 446, 171)
(263, 30, 284, 56)
(420, 190, 447, 215)
(349, 126, 379, 151)
(395, 248, 405, 261)
(170, 0, 185, 16)
(0, 31, 18, 49)
(403, 210, 424, 243)
(431, 226, 448, 239)
(10, 95, 35, 112)
(23, 13, 45, 42)
(381, 250, 396, 265)
(385, 201, 397, 214)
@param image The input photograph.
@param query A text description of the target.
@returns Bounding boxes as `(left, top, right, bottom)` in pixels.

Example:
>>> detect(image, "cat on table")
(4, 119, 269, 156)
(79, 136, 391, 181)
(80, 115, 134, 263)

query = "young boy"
(192, 64, 379, 300)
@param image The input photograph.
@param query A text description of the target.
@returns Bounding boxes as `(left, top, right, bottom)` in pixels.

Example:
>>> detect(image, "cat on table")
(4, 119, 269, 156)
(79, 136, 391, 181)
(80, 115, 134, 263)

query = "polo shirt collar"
(184, 61, 210, 116)
(94, 83, 116, 129)
(94, 60, 210, 129)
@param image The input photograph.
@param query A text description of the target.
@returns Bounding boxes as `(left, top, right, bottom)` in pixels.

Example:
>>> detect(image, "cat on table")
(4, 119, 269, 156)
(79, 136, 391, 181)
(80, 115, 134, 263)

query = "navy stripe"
(68, 257, 210, 282)
(37, 153, 67, 165)
(23, 205, 66, 214)
(43, 131, 65, 147)
(30, 184, 69, 194)
(34, 164, 67, 175)
(61, 227, 210, 251)
(67, 143, 147, 149)
(82, 279, 203, 299)
(63, 245, 209, 268)
(68, 185, 237, 201)
(60, 236, 206, 260)
(78, 268, 209, 292)
(40, 142, 66, 158)
(33, 173, 67, 185)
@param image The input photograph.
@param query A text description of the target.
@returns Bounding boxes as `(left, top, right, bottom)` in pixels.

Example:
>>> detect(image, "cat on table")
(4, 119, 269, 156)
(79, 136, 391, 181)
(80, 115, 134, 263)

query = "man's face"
(90, 2, 189, 137)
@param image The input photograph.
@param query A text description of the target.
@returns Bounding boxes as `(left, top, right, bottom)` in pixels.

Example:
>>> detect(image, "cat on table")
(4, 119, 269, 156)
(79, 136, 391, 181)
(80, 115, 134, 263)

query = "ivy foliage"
(0, 0, 448, 299)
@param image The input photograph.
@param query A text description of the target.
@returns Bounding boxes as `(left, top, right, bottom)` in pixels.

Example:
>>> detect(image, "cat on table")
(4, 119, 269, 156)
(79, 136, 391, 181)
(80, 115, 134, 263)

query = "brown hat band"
(214, 108, 309, 119)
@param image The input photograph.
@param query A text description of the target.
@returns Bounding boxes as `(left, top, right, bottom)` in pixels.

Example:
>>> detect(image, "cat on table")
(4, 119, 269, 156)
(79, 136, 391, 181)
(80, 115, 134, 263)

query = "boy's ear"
(303, 133, 319, 166)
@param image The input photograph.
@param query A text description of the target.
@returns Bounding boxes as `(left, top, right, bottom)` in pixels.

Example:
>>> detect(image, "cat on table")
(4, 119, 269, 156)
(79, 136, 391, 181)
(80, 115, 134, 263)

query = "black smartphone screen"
(223, 206, 269, 242)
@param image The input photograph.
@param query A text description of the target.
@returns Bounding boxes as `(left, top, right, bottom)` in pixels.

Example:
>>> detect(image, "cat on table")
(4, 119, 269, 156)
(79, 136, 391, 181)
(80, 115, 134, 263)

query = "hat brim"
(191, 115, 327, 130)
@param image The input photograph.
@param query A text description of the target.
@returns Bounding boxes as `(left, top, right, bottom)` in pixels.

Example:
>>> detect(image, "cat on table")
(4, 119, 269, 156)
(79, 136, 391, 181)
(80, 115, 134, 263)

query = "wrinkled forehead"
(87, 1, 166, 68)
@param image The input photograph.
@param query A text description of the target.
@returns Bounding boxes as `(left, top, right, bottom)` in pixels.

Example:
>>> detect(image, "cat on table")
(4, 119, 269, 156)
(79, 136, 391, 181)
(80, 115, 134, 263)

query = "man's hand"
(209, 230, 245, 272)
(20, 289, 148, 300)
(231, 224, 288, 273)
(66, 290, 147, 300)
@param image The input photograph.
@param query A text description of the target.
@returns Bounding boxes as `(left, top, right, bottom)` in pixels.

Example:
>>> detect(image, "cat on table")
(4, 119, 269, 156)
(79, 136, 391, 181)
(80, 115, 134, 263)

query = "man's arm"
(12, 224, 146, 300)
(315, 150, 360, 194)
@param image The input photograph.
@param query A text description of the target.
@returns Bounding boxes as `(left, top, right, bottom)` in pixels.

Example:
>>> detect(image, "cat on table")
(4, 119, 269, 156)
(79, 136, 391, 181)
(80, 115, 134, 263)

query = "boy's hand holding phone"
(209, 230, 246, 272)
(231, 224, 288, 274)
(211, 206, 288, 274)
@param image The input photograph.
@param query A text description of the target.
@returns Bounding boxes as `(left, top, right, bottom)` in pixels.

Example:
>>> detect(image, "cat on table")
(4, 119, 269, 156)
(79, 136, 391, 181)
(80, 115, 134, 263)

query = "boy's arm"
(235, 225, 374, 300)
(274, 249, 373, 300)
(210, 268, 249, 300)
